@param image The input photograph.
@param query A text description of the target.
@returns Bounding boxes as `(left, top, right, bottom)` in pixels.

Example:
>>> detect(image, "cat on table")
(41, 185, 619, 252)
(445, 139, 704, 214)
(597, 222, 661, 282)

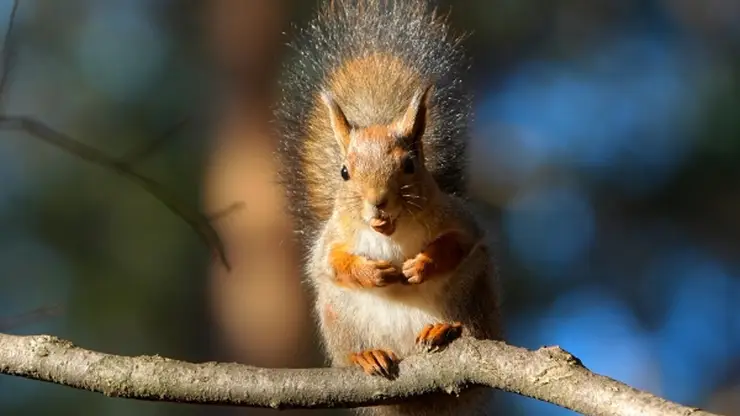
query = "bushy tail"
(275, 0, 472, 246)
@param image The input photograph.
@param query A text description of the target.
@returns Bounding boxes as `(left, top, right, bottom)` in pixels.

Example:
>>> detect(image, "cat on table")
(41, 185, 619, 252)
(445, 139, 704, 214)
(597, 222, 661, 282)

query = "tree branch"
(0, 1, 237, 270)
(0, 332, 720, 416)
(0, 115, 232, 270)
(117, 116, 191, 166)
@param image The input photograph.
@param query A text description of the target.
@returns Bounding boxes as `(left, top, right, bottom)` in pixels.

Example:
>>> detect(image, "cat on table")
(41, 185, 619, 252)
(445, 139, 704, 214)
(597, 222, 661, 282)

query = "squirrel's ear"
(394, 84, 433, 145)
(320, 90, 351, 152)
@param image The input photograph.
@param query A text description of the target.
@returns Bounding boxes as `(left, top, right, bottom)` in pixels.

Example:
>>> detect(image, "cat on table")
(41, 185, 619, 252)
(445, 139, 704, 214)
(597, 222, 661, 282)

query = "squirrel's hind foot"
(415, 322, 464, 352)
(349, 349, 400, 379)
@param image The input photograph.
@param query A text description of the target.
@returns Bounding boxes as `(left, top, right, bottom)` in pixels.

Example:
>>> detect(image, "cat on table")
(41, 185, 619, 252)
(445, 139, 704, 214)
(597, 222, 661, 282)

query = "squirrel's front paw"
(349, 259, 402, 288)
(415, 322, 463, 352)
(349, 349, 400, 379)
(402, 253, 433, 284)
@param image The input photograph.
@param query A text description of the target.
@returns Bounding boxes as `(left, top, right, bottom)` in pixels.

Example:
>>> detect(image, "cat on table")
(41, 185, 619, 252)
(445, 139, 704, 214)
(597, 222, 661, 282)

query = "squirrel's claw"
(415, 322, 463, 352)
(349, 349, 400, 379)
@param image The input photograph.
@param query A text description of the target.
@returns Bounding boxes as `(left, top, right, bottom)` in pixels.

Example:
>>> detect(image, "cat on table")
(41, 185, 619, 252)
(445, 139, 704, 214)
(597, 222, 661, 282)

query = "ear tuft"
(320, 90, 351, 152)
(394, 84, 433, 144)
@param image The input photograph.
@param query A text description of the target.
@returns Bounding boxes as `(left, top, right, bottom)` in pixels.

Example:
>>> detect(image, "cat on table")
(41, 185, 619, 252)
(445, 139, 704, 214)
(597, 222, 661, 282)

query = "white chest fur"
(353, 222, 427, 266)
(336, 289, 443, 353)
(329, 223, 448, 353)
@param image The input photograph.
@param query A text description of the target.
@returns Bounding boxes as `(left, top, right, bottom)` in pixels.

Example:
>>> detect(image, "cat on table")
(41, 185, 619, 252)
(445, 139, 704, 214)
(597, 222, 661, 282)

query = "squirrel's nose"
(366, 190, 389, 210)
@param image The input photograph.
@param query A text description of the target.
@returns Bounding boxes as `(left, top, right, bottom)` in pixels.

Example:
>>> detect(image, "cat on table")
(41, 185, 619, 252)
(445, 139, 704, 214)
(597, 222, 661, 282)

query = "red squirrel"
(276, 1, 502, 415)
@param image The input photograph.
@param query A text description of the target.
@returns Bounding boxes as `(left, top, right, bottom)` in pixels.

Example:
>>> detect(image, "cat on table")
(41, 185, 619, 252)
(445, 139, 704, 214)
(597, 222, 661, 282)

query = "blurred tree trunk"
(200, 1, 332, 414)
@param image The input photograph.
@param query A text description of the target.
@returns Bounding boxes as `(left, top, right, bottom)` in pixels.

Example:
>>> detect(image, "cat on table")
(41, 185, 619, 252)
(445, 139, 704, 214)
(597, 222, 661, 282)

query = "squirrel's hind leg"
(318, 299, 400, 379)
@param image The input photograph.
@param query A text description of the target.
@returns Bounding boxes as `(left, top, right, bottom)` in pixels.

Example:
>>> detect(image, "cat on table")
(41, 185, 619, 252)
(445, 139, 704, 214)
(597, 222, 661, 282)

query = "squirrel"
(275, 1, 503, 415)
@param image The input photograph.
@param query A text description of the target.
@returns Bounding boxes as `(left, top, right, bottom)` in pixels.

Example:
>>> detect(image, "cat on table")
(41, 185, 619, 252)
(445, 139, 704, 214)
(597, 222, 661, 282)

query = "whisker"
(404, 206, 416, 222)
(404, 195, 427, 205)
(404, 200, 422, 210)
(405, 203, 419, 220)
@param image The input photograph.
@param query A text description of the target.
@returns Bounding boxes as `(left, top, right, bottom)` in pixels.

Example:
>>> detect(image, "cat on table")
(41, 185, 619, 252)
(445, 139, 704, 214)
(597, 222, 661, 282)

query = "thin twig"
(0, 1, 231, 269)
(118, 116, 191, 166)
(0, 116, 231, 270)
(207, 201, 246, 222)
(0, 0, 19, 106)
(0, 304, 64, 331)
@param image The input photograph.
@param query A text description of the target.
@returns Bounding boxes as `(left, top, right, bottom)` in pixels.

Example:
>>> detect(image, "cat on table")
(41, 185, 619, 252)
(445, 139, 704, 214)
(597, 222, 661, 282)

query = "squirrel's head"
(320, 85, 436, 236)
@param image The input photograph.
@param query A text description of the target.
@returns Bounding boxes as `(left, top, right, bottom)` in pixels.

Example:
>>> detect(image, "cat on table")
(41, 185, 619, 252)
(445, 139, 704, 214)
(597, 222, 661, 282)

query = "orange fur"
(303, 53, 430, 226)
(329, 243, 403, 288)
(415, 322, 463, 350)
(402, 230, 469, 284)
(328, 54, 422, 121)
(349, 349, 399, 377)
(277, 2, 499, 413)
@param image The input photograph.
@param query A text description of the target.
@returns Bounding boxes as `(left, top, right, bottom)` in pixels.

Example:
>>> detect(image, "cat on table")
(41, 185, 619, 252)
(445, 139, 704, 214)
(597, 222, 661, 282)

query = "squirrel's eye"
(402, 156, 415, 174)
(340, 165, 350, 181)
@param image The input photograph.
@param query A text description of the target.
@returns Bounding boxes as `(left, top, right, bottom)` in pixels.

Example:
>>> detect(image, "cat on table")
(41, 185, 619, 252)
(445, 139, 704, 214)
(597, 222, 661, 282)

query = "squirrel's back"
(276, 0, 472, 245)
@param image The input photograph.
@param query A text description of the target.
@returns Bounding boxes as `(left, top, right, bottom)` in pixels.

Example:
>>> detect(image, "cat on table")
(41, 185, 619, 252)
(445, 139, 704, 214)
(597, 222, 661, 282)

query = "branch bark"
(0, 332, 721, 416)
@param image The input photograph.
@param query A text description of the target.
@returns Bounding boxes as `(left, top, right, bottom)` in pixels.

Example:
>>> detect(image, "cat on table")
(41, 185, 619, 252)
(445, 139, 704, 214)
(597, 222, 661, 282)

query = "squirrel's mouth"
(369, 216, 396, 236)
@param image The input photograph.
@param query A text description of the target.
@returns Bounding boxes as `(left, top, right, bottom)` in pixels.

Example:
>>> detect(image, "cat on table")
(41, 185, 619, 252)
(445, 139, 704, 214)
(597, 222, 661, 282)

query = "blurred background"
(0, 0, 738, 415)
